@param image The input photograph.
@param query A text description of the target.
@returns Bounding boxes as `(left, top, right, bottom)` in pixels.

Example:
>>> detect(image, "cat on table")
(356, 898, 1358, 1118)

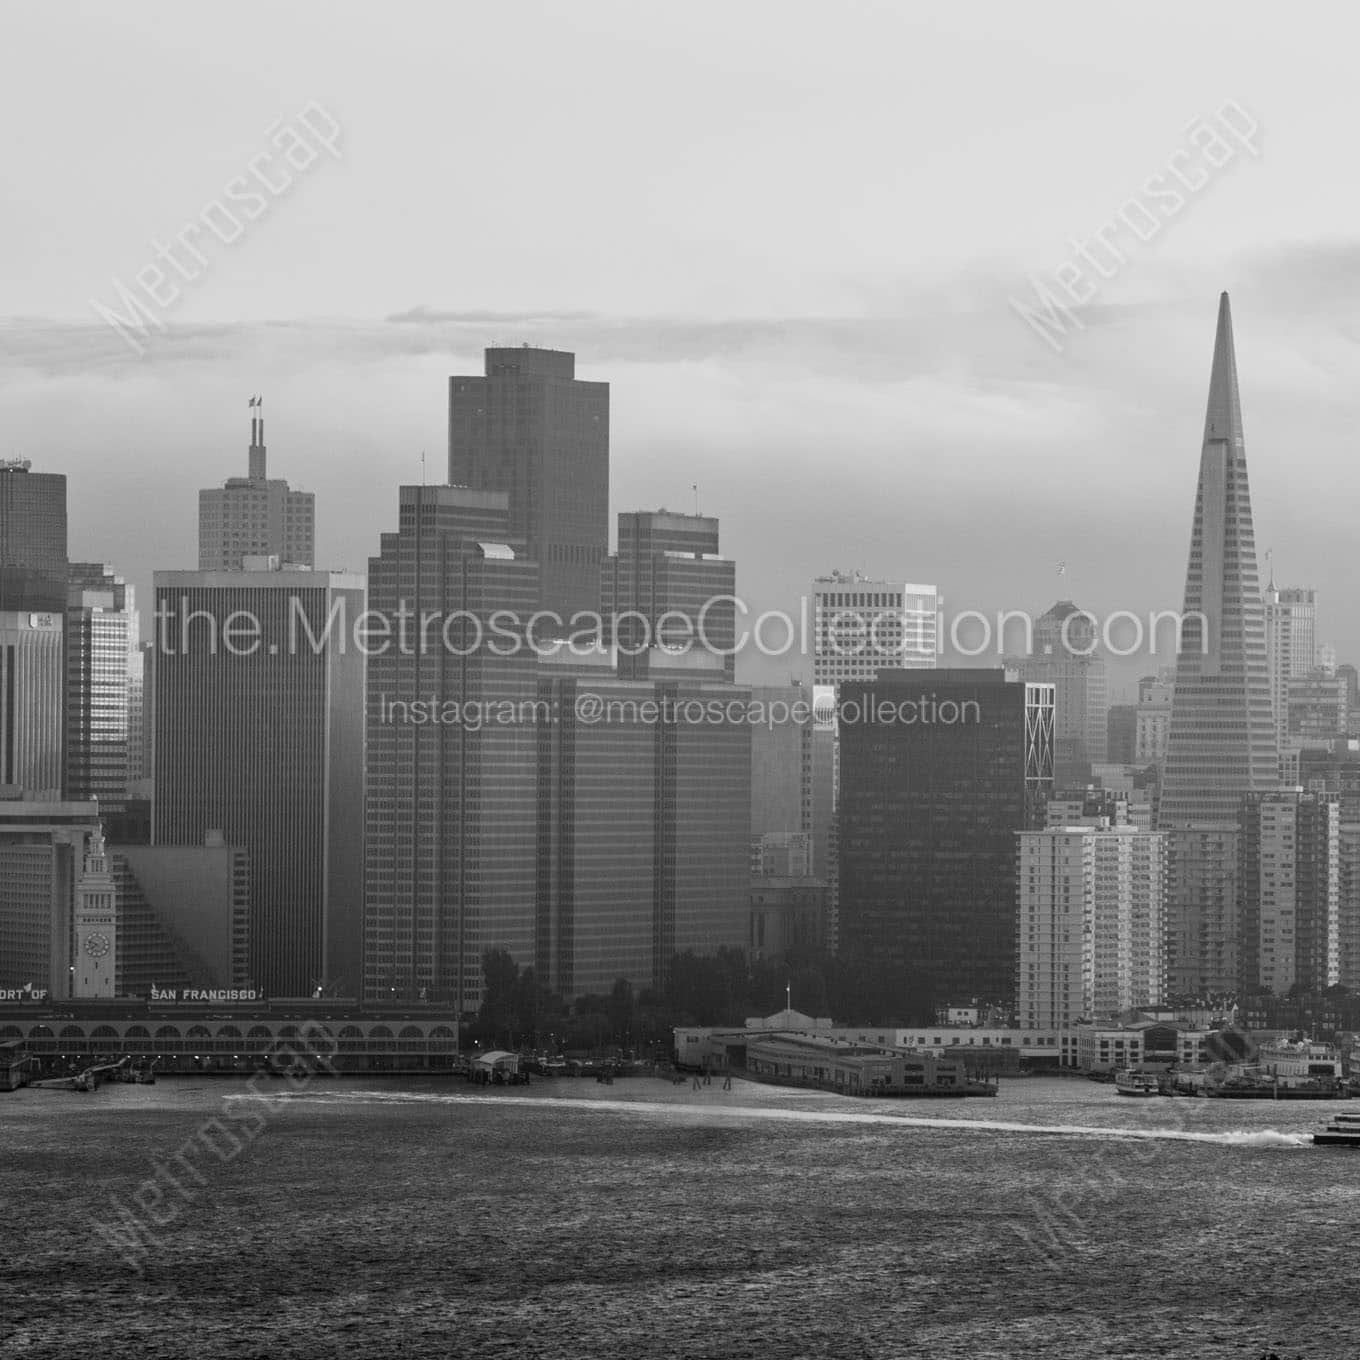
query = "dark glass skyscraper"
(448, 347, 609, 624)
(153, 564, 365, 997)
(0, 460, 68, 612)
(837, 668, 1054, 1011)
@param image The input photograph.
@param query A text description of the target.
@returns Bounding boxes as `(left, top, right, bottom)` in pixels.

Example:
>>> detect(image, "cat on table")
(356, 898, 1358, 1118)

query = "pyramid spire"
(1158, 292, 1277, 830)
(1202, 292, 1244, 452)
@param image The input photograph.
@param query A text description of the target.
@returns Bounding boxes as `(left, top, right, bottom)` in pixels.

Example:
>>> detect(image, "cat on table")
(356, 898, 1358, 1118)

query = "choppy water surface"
(3, 1076, 1357, 1358)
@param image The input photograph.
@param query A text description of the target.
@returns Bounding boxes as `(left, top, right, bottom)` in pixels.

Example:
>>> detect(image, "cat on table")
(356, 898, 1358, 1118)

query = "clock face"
(84, 932, 111, 959)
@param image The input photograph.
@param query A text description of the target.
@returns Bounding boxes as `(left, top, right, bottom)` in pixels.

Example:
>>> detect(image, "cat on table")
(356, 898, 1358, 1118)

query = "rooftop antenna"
(420, 450, 426, 487)
(692, 483, 699, 516)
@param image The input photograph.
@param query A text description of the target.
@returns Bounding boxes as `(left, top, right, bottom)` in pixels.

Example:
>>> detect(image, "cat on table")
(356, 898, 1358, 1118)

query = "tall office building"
(1159, 295, 1277, 828)
(1158, 295, 1278, 999)
(449, 347, 609, 623)
(65, 563, 138, 809)
(1013, 601, 1109, 786)
(1239, 791, 1340, 996)
(198, 401, 315, 571)
(1018, 824, 1166, 1029)
(152, 562, 364, 996)
(601, 511, 736, 680)
(837, 669, 1054, 1011)
(0, 793, 101, 995)
(534, 663, 751, 997)
(0, 459, 68, 612)
(1264, 582, 1318, 749)
(364, 486, 540, 1010)
(0, 612, 64, 795)
(811, 573, 939, 952)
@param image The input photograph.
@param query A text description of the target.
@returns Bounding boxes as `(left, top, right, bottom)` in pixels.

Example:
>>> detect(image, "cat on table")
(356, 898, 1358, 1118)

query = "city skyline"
(4, 7, 1359, 692)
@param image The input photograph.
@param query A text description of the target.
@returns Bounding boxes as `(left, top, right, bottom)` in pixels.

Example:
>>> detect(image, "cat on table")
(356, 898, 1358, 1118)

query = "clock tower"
(73, 826, 117, 998)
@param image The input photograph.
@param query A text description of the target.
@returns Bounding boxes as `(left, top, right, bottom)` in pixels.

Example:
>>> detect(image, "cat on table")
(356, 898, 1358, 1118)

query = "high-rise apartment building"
(1264, 583, 1318, 749)
(0, 460, 68, 612)
(601, 511, 735, 680)
(1013, 601, 1109, 786)
(152, 562, 364, 997)
(198, 402, 315, 571)
(1018, 824, 1166, 1029)
(449, 347, 609, 624)
(364, 485, 540, 1010)
(837, 669, 1054, 1011)
(0, 612, 64, 795)
(1239, 791, 1340, 996)
(65, 563, 138, 809)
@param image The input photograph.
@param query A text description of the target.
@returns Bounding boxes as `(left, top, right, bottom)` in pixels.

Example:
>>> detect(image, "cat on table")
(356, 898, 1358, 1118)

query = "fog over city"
(4, 2, 1358, 691)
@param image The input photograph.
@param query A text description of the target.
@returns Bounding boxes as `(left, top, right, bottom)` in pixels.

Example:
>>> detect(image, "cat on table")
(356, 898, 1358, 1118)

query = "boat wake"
(226, 1090, 1312, 1147)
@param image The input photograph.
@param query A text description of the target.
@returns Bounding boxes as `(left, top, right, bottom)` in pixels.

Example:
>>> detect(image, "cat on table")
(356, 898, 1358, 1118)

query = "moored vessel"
(1114, 1069, 1161, 1097)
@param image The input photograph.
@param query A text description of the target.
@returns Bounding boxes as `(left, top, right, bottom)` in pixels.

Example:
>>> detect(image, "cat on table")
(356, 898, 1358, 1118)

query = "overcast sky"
(3, 1, 1358, 694)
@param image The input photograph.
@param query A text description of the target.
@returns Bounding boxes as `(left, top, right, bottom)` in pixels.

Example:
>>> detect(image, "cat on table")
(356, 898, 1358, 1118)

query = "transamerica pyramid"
(1157, 293, 1278, 828)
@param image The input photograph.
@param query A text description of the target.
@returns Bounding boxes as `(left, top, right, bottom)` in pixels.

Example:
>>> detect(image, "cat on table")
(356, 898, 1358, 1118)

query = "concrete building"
(1018, 824, 1166, 1030)
(152, 561, 364, 998)
(601, 510, 735, 680)
(751, 831, 813, 878)
(1265, 582, 1317, 751)
(448, 346, 609, 624)
(0, 459, 68, 612)
(1134, 673, 1174, 767)
(198, 401, 314, 572)
(749, 877, 827, 963)
(1239, 791, 1340, 996)
(1287, 670, 1347, 743)
(837, 668, 1054, 1010)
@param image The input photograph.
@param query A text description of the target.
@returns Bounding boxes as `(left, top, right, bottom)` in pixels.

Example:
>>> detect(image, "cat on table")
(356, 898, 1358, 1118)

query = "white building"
(1264, 583, 1318, 757)
(1135, 674, 1173, 766)
(1019, 824, 1166, 1029)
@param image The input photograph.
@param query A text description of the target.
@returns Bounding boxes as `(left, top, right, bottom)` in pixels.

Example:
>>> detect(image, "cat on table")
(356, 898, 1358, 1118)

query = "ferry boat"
(1114, 1069, 1161, 1097)
(1313, 1112, 1360, 1147)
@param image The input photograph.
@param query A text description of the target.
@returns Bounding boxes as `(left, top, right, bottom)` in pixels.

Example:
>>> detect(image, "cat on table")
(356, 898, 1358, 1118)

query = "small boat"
(1314, 1113, 1360, 1147)
(1114, 1069, 1160, 1097)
